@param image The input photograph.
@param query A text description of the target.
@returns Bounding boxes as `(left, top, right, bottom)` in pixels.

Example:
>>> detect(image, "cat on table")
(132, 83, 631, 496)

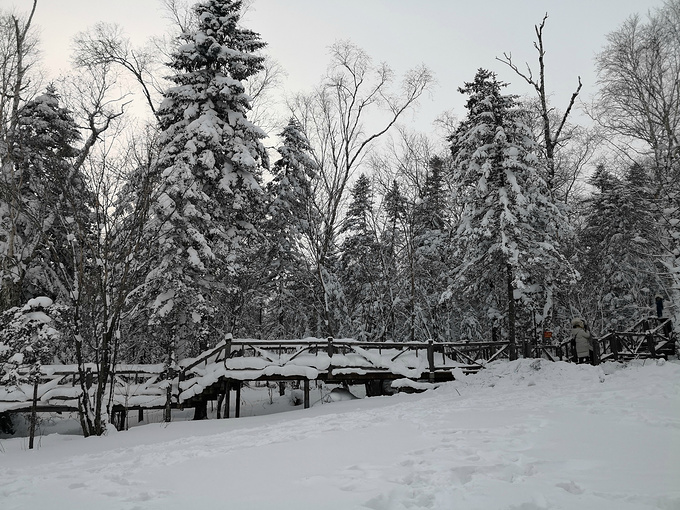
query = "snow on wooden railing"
(1, 338, 512, 414)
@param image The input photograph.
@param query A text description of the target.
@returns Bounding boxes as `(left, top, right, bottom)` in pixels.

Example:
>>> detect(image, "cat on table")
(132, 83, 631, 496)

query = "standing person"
(655, 295, 664, 318)
(571, 318, 592, 364)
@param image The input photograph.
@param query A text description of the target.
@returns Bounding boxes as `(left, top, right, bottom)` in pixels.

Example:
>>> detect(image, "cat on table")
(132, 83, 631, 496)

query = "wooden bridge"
(1, 318, 675, 430)
(0, 338, 505, 425)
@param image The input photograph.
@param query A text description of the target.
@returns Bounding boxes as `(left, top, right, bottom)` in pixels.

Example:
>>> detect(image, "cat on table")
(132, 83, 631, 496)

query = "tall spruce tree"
(1, 86, 88, 310)
(448, 69, 573, 352)
(410, 156, 452, 341)
(142, 0, 268, 358)
(339, 174, 381, 339)
(578, 164, 670, 331)
(378, 179, 407, 341)
(263, 118, 318, 338)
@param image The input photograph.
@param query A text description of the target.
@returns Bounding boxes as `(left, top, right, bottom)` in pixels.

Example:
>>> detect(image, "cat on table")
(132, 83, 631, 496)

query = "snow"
(25, 297, 53, 309)
(1, 359, 678, 509)
(21, 311, 51, 323)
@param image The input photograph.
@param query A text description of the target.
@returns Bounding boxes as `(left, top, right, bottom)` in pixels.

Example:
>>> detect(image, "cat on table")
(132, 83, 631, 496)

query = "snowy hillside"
(1, 359, 678, 510)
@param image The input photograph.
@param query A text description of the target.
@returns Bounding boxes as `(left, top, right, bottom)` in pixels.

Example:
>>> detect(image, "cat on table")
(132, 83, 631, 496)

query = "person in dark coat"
(571, 318, 592, 364)
(655, 295, 664, 318)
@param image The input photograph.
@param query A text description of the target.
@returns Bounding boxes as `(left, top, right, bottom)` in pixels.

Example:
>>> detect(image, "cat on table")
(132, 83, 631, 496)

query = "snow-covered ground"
(1, 358, 678, 510)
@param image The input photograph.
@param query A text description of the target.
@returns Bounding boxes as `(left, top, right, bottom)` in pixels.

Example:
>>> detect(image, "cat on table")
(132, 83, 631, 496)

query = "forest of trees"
(1, 0, 679, 434)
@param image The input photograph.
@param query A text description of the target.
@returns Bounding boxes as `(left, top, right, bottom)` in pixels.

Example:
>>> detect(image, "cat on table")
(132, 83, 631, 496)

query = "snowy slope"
(1, 359, 678, 510)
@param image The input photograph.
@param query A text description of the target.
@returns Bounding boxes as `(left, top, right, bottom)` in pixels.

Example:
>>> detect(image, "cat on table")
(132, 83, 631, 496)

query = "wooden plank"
(181, 340, 230, 372)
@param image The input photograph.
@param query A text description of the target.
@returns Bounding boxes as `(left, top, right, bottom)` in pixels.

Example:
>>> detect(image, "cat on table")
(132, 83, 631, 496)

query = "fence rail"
(557, 316, 676, 364)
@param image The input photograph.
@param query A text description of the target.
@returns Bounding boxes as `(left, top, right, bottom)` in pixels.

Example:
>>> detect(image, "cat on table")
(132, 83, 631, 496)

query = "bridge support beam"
(303, 379, 310, 409)
(427, 341, 435, 383)
(235, 383, 241, 418)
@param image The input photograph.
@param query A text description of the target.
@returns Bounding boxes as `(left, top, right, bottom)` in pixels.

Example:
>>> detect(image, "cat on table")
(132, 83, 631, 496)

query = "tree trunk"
(28, 377, 39, 449)
(507, 264, 518, 361)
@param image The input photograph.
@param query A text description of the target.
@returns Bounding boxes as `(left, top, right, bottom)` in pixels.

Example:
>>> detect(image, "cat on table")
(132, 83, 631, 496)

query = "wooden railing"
(555, 317, 676, 365)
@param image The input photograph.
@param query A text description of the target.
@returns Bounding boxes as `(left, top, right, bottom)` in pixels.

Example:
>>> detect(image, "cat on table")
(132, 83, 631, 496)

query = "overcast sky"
(6, 0, 666, 138)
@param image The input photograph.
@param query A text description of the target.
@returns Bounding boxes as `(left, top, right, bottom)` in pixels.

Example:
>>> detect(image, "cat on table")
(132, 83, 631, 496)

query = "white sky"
(5, 0, 666, 137)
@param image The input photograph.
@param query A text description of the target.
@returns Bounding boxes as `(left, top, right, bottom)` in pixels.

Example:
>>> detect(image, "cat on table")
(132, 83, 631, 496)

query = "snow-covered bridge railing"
(0, 363, 167, 414)
(555, 317, 677, 364)
(175, 338, 497, 404)
(598, 317, 676, 361)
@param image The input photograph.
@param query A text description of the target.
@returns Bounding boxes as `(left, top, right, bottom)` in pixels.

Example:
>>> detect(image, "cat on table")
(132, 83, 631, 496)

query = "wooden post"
(117, 409, 127, 431)
(591, 338, 601, 366)
(303, 379, 310, 409)
(216, 385, 224, 419)
(646, 332, 657, 358)
(164, 384, 172, 423)
(222, 336, 233, 419)
(235, 383, 241, 418)
(327, 337, 334, 381)
(225, 382, 231, 419)
(177, 371, 185, 410)
(611, 333, 620, 361)
(29, 377, 39, 450)
(663, 318, 673, 337)
(642, 320, 657, 357)
(427, 340, 435, 383)
(138, 408, 144, 423)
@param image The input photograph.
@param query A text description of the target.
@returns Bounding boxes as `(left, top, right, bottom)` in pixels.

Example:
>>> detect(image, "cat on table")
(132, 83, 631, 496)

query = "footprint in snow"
(555, 480, 584, 494)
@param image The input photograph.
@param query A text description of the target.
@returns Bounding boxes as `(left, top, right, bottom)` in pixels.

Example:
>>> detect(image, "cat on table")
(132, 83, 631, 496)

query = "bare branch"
(72, 23, 161, 117)
(497, 12, 582, 194)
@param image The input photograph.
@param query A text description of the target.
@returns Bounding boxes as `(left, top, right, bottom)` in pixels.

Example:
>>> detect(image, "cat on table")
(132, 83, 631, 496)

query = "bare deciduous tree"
(72, 23, 164, 117)
(288, 41, 434, 336)
(497, 14, 582, 194)
(592, 3, 680, 186)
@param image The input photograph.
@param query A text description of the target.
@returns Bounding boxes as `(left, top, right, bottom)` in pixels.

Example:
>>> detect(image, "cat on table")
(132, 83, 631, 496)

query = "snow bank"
(1, 359, 678, 510)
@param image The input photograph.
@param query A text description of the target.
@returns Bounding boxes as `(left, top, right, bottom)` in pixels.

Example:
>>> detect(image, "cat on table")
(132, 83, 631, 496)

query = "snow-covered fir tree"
(141, 0, 268, 358)
(377, 179, 408, 341)
(0, 296, 72, 386)
(0, 86, 87, 311)
(448, 69, 574, 350)
(339, 174, 382, 340)
(263, 118, 318, 338)
(577, 163, 671, 331)
(410, 156, 453, 342)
